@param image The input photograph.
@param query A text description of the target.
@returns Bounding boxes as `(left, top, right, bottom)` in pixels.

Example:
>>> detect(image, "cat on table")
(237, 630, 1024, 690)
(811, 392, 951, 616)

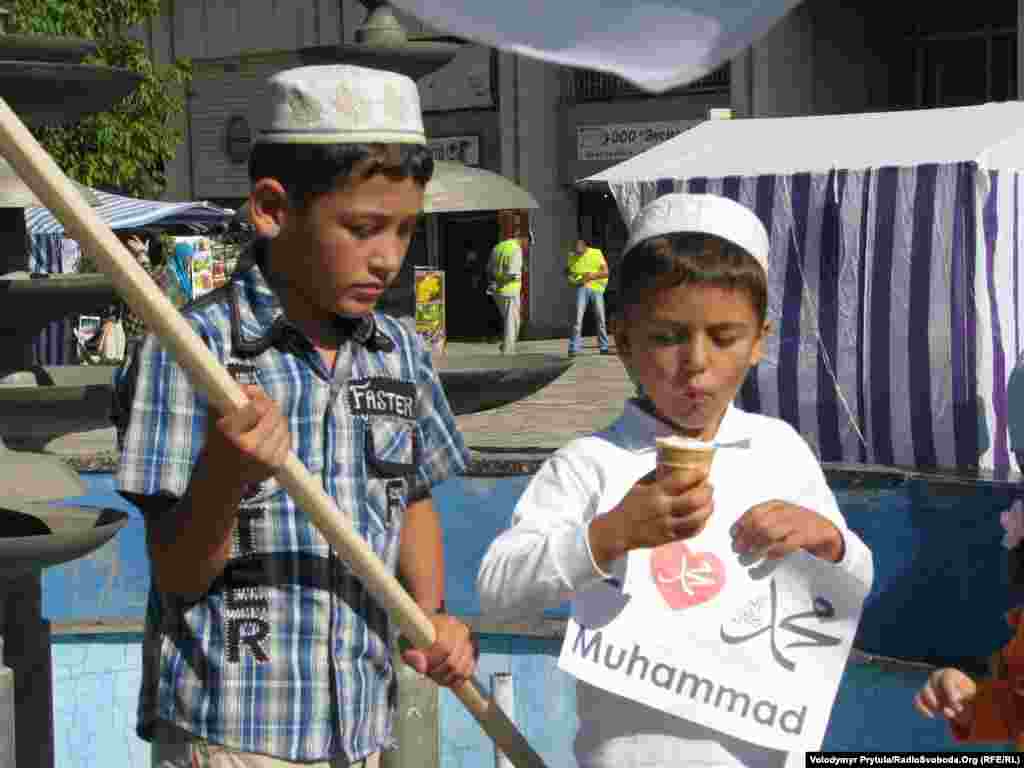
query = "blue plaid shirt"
(115, 240, 469, 762)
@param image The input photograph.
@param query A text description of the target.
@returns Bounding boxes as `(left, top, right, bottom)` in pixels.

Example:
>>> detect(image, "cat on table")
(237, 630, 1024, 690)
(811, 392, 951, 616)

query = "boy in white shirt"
(477, 193, 873, 768)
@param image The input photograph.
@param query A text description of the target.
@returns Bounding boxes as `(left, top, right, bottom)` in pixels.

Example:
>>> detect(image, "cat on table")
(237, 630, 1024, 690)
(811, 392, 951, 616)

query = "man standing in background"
(566, 238, 609, 357)
(488, 213, 523, 354)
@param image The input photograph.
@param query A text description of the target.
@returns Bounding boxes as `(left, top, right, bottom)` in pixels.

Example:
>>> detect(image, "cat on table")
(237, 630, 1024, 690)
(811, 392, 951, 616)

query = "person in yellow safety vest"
(566, 238, 610, 357)
(487, 228, 523, 354)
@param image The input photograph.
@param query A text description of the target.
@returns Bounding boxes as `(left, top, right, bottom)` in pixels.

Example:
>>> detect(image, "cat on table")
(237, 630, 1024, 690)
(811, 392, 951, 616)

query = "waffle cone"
(655, 437, 716, 478)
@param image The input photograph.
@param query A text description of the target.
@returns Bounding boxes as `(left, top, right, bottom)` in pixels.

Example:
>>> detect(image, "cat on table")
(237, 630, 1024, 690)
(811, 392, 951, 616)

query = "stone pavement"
(449, 337, 635, 451)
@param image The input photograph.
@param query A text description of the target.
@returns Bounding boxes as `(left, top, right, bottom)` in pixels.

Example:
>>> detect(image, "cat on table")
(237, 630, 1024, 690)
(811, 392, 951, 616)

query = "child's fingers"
(659, 468, 709, 494)
(670, 501, 714, 539)
(758, 532, 802, 560)
(912, 690, 936, 719)
(669, 482, 714, 515)
(939, 675, 966, 714)
(216, 386, 271, 434)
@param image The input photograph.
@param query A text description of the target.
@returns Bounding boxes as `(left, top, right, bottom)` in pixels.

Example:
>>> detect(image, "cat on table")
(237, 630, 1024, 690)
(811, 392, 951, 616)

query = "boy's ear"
(611, 315, 630, 355)
(249, 178, 290, 238)
(749, 320, 772, 365)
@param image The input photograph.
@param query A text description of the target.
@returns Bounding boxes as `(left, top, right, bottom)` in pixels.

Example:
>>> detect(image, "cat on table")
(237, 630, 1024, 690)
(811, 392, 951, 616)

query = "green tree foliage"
(9, 0, 192, 199)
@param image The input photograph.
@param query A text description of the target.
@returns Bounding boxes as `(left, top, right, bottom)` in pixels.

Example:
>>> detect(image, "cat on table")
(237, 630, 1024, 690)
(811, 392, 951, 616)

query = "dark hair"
(248, 142, 434, 210)
(612, 232, 768, 325)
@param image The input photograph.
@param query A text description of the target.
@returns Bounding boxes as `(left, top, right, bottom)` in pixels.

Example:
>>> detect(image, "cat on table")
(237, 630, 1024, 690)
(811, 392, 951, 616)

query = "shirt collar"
(228, 238, 395, 357)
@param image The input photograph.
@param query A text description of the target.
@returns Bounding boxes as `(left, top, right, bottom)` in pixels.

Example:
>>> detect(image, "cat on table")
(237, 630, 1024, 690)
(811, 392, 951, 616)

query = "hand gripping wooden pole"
(0, 97, 548, 768)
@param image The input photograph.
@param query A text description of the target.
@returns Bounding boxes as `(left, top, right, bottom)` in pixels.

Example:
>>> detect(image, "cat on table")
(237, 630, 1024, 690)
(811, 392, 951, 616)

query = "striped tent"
(25, 189, 234, 365)
(25, 187, 234, 235)
(584, 102, 1024, 476)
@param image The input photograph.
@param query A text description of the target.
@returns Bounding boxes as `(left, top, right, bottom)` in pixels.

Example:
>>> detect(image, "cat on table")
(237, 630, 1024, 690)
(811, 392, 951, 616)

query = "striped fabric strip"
(951, 163, 980, 468)
(983, 170, 1010, 472)
(816, 170, 842, 462)
(886, 167, 916, 469)
(908, 164, 938, 468)
(30, 233, 70, 366)
(779, 173, 810, 435)
(868, 167, 898, 466)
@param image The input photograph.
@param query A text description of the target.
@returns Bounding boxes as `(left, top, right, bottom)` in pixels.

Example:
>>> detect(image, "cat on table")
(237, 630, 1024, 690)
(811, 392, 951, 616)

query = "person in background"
(488, 213, 523, 354)
(118, 232, 154, 360)
(566, 237, 610, 357)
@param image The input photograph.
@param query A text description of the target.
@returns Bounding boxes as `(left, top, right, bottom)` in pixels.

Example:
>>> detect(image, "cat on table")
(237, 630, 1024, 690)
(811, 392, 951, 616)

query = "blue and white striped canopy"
(24, 187, 234, 235)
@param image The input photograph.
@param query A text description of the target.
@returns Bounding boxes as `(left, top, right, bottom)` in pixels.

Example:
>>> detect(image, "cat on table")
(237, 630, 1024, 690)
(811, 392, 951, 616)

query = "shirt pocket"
(362, 417, 416, 547)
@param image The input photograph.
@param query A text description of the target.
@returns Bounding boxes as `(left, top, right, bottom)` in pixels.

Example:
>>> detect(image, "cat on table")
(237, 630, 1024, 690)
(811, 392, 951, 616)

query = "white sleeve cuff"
(550, 523, 614, 592)
(831, 526, 874, 591)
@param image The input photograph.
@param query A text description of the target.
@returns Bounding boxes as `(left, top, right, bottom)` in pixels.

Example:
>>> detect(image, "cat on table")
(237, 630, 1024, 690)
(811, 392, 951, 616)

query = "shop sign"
(427, 136, 481, 166)
(577, 120, 698, 161)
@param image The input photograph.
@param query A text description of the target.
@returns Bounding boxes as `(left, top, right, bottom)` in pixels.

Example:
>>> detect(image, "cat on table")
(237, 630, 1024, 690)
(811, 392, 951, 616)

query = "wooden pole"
(0, 96, 547, 768)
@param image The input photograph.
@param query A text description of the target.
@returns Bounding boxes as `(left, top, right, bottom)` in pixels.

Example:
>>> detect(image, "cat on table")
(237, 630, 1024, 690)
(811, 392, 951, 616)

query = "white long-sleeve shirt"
(477, 400, 873, 768)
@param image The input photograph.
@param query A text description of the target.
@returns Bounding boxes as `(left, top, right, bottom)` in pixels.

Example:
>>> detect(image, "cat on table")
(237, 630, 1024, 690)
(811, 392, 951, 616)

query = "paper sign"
(415, 269, 446, 355)
(557, 457, 869, 753)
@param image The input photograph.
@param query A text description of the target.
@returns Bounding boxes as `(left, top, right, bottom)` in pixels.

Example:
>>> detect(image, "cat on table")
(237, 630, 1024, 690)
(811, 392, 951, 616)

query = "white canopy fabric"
(585, 101, 1024, 185)
(391, 0, 803, 93)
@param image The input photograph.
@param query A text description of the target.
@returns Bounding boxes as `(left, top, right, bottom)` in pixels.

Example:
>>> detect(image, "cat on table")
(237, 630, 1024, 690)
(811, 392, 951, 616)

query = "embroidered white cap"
(623, 193, 770, 273)
(253, 64, 426, 145)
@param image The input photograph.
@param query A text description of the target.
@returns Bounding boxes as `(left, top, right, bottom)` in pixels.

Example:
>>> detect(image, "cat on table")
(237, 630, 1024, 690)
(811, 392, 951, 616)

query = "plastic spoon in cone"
(0, 96, 547, 768)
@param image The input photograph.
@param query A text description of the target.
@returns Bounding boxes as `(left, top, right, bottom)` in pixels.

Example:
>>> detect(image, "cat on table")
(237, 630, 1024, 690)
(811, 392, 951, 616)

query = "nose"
(367, 232, 407, 277)
(682, 333, 710, 373)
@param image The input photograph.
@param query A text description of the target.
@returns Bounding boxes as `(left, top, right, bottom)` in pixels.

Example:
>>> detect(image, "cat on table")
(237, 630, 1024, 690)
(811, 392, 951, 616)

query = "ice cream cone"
(655, 435, 716, 480)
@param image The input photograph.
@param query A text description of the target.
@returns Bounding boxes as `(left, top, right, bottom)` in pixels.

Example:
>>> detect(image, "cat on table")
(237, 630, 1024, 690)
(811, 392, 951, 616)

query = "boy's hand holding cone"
(588, 437, 715, 570)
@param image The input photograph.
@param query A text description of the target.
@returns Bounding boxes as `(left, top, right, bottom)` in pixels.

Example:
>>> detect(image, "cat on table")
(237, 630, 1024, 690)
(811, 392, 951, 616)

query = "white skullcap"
(253, 65, 426, 145)
(623, 193, 770, 273)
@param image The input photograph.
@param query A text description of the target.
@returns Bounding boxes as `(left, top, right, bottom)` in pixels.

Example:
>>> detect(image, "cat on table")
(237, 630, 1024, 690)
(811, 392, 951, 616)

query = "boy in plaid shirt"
(115, 65, 476, 767)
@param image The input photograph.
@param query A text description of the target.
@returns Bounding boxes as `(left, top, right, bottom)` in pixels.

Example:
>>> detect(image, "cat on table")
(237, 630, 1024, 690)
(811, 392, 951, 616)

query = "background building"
(141, 0, 1022, 339)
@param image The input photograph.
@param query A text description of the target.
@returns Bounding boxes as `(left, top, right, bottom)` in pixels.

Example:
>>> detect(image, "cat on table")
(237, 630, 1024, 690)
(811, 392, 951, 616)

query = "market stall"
(583, 101, 1024, 476)
(24, 188, 235, 364)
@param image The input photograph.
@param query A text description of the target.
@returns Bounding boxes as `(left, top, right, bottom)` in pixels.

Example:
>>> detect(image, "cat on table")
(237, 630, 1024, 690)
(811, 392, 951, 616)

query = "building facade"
(144, 0, 1023, 339)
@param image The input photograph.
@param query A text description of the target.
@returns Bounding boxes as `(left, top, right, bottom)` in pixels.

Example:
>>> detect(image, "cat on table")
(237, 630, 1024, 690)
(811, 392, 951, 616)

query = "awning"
(235, 161, 538, 220)
(424, 161, 537, 213)
(25, 188, 235, 235)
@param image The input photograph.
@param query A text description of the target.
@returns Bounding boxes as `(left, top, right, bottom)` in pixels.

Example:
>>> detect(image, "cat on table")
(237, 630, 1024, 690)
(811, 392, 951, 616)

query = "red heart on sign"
(650, 541, 725, 610)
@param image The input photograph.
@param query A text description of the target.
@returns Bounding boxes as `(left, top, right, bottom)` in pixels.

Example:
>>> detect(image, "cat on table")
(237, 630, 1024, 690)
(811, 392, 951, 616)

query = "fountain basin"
(0, 499, 126, 581)
(0, 34, 97, 63)
(0, 365, 116, 450)
(0, 354, 575, 453)
(0, 61, 143, 126)
(434, 354, 573, 415)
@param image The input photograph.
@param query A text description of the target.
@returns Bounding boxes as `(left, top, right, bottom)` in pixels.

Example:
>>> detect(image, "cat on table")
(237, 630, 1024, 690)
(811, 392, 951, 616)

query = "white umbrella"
(236, 161, 538, 220)
(391, 0, 803, 93)
(424, 161, 537, 213)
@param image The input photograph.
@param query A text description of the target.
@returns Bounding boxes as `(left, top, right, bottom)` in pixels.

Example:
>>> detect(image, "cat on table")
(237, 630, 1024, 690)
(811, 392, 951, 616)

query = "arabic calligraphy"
(719, 578, 841, 671)
(656, 549, 717, 595)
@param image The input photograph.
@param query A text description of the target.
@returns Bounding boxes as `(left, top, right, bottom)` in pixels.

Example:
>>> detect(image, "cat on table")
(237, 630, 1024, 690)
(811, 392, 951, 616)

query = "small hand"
(401, 614, 477, 687)
(914, 668, 977, 724)
(730, 501, 844, 562)
(204, 384, 291, 492)
(590, 469, 714, 570)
